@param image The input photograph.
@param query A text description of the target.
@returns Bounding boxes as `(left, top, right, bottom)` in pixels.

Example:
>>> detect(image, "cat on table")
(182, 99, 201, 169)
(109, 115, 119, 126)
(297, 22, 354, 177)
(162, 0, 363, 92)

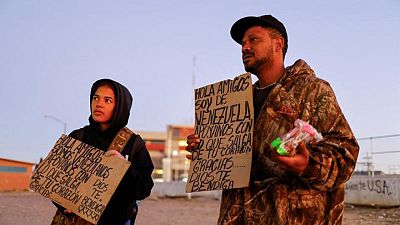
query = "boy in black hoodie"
(51, 79, 154, 225)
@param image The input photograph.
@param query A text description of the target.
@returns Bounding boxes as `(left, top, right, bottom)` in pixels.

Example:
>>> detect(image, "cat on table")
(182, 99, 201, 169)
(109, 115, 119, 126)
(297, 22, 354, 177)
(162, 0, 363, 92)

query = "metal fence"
(356, 134, 400, 174)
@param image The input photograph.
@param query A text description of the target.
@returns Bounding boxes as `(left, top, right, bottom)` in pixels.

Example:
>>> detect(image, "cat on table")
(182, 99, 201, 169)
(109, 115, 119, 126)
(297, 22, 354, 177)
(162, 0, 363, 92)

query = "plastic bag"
(271, 119, 323, 156)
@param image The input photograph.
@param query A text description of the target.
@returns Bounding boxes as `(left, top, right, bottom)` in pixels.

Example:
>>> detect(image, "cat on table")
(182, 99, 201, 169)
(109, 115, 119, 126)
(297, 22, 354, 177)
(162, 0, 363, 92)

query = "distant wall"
(0, 158, 34, 191)
(345, 175, 400, 207)
(152, 181, 221, 200)
(153, 176, 400, 207)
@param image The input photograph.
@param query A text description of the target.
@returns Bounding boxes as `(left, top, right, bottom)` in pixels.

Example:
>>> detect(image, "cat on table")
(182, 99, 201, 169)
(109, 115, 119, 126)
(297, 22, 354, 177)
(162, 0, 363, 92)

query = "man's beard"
(244, 57, 268, 75)
(243, 47, 273, 75)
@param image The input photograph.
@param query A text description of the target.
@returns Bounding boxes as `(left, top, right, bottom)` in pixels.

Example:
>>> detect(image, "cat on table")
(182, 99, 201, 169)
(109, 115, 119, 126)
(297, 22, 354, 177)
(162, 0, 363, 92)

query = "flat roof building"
(0, 157, 35, 191)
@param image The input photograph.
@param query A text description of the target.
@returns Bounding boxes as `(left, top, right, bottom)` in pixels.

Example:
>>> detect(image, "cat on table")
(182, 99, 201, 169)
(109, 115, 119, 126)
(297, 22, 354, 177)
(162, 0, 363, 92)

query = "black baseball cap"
(230, 15, 288, 53)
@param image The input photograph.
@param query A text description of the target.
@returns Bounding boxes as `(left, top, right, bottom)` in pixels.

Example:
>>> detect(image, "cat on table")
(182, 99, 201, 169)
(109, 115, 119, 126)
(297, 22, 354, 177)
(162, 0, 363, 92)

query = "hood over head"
(89, 78, 133, 132)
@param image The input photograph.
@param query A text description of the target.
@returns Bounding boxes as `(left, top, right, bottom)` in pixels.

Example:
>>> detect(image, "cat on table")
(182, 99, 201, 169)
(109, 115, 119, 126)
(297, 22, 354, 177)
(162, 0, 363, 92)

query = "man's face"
(241, 26, 274, 75)
(91, 85, 115, 130)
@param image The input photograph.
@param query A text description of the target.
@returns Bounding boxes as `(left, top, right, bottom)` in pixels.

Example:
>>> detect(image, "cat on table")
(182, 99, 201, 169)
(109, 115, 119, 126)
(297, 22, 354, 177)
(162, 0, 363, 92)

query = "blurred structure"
(163, 125, 194, 182)
(0, 157, 35, 191)
(138, 130, 167, 182)
(137, 124, 194, 182)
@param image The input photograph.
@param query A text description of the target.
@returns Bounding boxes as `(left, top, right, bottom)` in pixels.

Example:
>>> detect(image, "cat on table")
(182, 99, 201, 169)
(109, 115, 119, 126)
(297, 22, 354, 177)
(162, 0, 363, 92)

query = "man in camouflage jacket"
(218, 15, 359, 225)
(187, 15, 359, 225)
(218, 58, 359, 224)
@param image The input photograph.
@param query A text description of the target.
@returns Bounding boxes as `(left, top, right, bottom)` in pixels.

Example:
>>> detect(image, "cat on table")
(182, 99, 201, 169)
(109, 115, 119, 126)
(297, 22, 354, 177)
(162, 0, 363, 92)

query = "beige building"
(138, 130, 167, 182)
(137, 124, 194, 182)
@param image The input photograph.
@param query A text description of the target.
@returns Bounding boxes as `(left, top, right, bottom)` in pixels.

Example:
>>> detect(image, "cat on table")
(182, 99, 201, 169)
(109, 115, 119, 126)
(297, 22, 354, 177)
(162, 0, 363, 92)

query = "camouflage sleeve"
(299, 80, 359, 191)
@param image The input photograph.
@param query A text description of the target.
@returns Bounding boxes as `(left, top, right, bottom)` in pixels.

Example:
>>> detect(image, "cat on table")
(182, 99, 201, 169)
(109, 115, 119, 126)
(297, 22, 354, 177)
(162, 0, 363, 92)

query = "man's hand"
(273, 142, 310, 175)
(105, 150, 125, 160)
(185, 134, 200, 160)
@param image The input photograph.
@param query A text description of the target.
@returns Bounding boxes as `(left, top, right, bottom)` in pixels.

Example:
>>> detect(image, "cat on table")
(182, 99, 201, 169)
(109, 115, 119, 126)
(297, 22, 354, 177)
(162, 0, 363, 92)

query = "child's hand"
(105, 150, 125, 160)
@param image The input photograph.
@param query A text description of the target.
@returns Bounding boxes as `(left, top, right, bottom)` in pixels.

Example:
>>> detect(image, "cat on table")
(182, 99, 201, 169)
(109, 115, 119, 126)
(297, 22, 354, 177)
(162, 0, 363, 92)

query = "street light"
(44, 115, 67, 134)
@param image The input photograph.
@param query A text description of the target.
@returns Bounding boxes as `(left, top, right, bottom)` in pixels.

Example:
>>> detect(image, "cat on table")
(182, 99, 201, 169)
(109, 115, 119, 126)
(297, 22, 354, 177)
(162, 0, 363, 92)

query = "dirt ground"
(0, 192, 399, 225)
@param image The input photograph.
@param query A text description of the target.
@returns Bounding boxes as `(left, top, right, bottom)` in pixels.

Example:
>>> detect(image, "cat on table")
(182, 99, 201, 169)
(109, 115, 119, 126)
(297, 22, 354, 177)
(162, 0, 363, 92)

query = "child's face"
(91, 85, 115, 130)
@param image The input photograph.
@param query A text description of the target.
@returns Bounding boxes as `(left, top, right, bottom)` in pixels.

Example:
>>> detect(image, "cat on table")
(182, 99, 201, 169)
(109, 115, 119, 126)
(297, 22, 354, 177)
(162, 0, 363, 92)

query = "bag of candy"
(271, 119, 323, 156)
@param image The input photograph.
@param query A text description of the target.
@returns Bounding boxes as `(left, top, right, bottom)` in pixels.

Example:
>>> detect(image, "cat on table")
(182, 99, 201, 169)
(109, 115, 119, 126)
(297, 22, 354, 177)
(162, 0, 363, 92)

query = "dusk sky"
(1, 1, 399, 173)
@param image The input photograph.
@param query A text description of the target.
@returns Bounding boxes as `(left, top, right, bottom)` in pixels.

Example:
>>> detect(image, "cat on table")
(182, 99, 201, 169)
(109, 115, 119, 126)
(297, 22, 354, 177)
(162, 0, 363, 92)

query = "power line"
(357, 134, 400, 141)
(356, 134, 400, 155)
(372, 150, 400, 155)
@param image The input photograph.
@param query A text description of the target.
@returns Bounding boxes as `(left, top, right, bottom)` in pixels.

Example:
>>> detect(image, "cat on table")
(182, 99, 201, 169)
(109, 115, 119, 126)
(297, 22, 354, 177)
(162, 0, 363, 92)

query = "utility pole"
(191, 56, 196, 125)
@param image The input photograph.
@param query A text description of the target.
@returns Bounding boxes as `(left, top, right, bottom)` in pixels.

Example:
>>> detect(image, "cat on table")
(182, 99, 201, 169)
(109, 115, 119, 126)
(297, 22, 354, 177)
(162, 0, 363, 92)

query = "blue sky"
(1, 1, 399, 172)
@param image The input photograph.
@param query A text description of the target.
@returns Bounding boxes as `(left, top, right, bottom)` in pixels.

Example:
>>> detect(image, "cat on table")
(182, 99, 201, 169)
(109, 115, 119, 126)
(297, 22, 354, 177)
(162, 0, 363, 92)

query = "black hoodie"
(67, 79, 154, 225)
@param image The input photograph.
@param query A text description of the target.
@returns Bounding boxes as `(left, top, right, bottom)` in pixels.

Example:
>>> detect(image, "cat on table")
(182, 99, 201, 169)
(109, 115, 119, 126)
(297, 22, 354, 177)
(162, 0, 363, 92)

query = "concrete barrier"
(152, 176, 400, 207)
(345, 175, 400, 207)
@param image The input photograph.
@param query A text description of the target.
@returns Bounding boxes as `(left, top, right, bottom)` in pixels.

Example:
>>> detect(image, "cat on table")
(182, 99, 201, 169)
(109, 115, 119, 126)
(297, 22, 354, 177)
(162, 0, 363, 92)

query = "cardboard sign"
(186, 73, 254, 192)
(30, 134, 131, 224)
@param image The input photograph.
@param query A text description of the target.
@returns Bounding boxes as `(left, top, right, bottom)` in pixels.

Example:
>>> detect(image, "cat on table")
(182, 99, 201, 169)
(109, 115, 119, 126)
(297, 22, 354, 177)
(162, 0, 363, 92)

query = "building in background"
(137, 124, 194, 182)
(139, 131, 167, 182)
(0, 157, 35, 191)
(163, 125, 194, 182)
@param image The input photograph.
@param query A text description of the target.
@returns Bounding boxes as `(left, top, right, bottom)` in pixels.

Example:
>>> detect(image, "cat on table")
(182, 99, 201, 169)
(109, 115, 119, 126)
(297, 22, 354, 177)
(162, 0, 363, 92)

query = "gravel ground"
(1, 192, 399, 225)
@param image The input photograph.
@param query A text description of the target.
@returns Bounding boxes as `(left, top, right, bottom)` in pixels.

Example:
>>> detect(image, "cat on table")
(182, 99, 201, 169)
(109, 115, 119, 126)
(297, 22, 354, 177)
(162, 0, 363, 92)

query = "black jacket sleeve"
(121, 135, 154, 201)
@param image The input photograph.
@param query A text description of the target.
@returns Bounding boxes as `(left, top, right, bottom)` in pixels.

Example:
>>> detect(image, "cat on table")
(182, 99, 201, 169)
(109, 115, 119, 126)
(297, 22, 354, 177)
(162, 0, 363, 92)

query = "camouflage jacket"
(218, 59, 359, 225)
